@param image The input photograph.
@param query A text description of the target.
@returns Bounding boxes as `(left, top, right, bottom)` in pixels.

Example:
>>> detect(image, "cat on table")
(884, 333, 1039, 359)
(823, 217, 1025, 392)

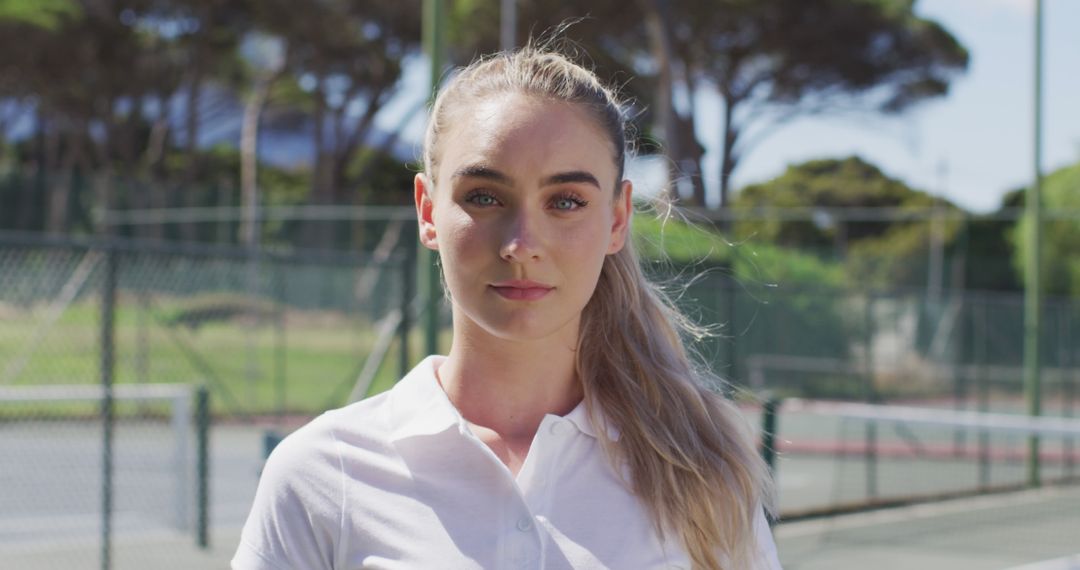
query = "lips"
(489, 279, 555, 301)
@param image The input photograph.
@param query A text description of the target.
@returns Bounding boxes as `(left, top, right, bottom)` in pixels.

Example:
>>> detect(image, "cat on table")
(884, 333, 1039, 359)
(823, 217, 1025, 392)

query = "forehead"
(435, 93, 618, 185)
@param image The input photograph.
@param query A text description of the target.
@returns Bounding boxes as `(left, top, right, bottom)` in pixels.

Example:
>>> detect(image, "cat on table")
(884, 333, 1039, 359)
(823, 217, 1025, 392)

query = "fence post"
(422, 0, 445, 357)
(1023, 0, 1044, 489)
(400, 246, 414, 379)
(863, 292, 878, 500)
(196, 385, 210, 549)
(760, 396, 780, 525)
(274, 261, 286, 424)
(863, 292, 877, 401)
(173, 391, 191, 531)
(100, 246, 117, 570)
(760, 396, 780, 473)
(865, 419, 878, 500)
(717, 261, 736, 398)
(1062, 304, 1075, 478)
(954, 296, 969, 456)
(976, 295, 991, 489)
(727, 270, 738, 396)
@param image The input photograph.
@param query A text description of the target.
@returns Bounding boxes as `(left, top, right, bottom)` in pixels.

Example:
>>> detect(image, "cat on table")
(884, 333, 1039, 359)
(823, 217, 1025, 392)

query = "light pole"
(420, 0, 447, 358)
(1024, 0, 1044, 487)
(501, 0, 517, 51)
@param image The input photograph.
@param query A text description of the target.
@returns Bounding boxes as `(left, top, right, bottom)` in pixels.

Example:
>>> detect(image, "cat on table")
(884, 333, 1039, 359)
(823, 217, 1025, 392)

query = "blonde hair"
(422, 46, 775, 570)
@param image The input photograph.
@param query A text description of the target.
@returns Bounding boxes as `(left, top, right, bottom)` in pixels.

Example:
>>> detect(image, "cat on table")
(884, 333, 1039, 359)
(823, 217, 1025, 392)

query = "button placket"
(516, 516, 534, 532)
(534, 417, 571, 515)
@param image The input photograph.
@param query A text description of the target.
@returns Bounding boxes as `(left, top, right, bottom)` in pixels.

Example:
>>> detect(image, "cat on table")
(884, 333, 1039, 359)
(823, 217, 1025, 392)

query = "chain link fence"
(681, 278, 1080, 414)
(2, 212, 1078, 564)
(0, 232, 412, 569)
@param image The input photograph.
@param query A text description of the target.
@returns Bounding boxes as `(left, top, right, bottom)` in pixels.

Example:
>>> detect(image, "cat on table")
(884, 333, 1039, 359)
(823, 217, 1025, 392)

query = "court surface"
(3, 420, 1077, 569)
(775, 484, 1080, 570)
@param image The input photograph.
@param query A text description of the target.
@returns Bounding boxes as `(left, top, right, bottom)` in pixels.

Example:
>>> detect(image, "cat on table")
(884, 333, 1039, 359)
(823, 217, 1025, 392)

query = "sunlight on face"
(416, 93, 632, 345)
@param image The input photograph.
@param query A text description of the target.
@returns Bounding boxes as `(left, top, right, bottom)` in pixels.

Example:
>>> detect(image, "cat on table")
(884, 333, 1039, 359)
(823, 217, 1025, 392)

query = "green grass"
(0, 298, 435, 417)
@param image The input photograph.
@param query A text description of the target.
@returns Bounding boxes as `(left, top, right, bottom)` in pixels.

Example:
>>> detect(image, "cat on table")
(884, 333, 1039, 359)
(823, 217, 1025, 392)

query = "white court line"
(0, 502, 254, 547)
(774, 485, 1077, 539)
(1004, 555, 1080, 570)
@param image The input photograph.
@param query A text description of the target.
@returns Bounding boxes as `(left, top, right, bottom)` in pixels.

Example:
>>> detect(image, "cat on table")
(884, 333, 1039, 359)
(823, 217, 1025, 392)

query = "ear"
(606, 179, 633, 254)
(414, 173, 439, 251)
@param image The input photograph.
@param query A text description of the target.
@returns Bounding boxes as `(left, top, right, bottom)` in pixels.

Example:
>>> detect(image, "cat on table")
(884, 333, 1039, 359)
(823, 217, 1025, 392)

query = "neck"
(437, 318, 582, 441)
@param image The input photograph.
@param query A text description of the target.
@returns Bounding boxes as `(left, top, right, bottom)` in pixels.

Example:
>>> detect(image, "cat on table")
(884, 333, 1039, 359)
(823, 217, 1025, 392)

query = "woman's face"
(415, 92, 632, 345)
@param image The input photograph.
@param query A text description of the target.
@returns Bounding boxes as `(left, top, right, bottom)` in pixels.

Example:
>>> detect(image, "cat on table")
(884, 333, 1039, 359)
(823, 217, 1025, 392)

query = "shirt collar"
(388, 355, 621, 443)
(388, 355, 462, 441)
(564, 399, 621, 442)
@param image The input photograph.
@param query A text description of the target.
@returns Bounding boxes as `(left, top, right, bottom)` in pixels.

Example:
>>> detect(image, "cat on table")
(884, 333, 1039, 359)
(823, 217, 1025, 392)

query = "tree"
(253, 0, 421, 248)
(440, 0, 969, 210)
(158, 0, 251, 241)
(0, 0, 149, 233)
(734, 156, 967, 291)
(669, 0, 968, 208)
(0, 0, 80, 29)
(446, 0, 655, 142)
(735, 156, 937, 247)
(0, 0, 251, 236)
(1012, 161, 1080, 298)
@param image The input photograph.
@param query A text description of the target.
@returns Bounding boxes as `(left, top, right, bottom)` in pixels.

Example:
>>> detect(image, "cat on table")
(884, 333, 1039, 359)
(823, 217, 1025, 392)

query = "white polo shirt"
(233, 355, 782, 569)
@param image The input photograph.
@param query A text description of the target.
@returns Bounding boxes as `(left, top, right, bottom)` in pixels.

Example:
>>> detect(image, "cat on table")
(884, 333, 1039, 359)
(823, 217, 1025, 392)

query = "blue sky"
(380, 0, 1080, 213)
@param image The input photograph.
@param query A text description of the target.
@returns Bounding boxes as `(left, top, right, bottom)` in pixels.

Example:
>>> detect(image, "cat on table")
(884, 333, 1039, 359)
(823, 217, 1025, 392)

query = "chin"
(461, 308, 581, 345)
(488, 318, 574, 343)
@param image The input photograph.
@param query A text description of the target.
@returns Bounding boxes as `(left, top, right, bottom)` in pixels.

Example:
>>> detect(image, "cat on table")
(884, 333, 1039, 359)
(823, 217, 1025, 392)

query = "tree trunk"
(179, 70, 204, 242)
(641, 0, 679, 203)
(93, 168, 114, 236)
(0, 106, 12, 165)
(240, 76, 275, 250)
(678, 109, 707, 207)
(19, 109, 48, 231)
(45, 133, 75, 235)
(718, 94, 739, 211)
(305, 80, 330, 248)
(144, 92, 173, 240)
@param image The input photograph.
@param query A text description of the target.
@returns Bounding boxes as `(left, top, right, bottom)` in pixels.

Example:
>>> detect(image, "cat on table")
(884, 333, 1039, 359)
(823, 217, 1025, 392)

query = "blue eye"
(552, 195, 588, 211)
(465, 191, 499, 207)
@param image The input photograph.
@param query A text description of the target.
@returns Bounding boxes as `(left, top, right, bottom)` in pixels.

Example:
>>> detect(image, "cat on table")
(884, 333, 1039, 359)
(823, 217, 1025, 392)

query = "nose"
(499, 211, 542, 262)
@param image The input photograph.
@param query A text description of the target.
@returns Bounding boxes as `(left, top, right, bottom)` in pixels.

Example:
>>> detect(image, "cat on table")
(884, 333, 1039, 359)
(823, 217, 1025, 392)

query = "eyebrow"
(452, 165, 513, 186)
(452, 164, 602, 190)
(542, 171, 601, 190)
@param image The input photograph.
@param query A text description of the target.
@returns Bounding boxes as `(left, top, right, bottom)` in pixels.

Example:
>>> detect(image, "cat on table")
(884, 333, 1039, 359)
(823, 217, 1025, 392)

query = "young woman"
(233, 47, 779, 570)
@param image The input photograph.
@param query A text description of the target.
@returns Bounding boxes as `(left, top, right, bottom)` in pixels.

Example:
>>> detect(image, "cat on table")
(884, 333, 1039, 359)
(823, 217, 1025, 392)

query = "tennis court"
(3, 397, 1078, 569)
(775, 485, 1080, 570)
(768, 400, 1080, 569)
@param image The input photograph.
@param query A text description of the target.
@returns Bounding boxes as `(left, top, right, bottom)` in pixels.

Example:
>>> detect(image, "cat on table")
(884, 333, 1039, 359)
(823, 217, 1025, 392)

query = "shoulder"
(263, 391, 396, 483)
(253, 390, 399, 525)
(303, 390, 396, 445)
(232, 392, 397, 570)
(263, 353, 448, 479)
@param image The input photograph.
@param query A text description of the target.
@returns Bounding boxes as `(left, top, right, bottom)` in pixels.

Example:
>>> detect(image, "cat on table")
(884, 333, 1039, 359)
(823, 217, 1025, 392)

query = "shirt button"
(550, 420, 566, 435)
(516, 516, 534, 532)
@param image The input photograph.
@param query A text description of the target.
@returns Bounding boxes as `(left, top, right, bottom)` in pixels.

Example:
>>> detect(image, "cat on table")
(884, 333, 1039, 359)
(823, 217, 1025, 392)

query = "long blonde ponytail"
(579, 239, 775, 569)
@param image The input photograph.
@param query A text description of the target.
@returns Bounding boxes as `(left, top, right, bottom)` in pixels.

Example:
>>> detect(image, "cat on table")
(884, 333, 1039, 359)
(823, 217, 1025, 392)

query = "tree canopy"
(734, 156, 940, 248)
(0, 0, 80, 29)
(732, 156, 978, 291)
(669, 0, 969, 206)
(1012, 161, 1080, 298)
(0, 0, 972, 249)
